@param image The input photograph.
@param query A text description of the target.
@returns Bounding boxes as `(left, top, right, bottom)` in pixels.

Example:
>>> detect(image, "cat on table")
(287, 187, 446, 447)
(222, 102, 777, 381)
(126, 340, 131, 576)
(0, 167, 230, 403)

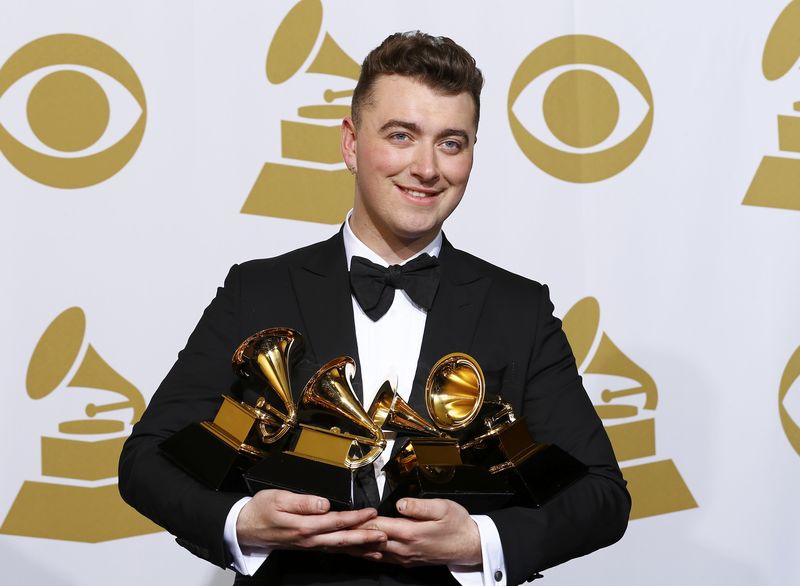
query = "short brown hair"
(351, 31, 484, 129)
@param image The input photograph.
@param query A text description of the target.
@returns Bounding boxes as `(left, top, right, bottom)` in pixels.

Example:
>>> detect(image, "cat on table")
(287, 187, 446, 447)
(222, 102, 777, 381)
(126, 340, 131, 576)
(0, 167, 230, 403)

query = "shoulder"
(233, 232, 343, 275)
(444, 240, 547, 296)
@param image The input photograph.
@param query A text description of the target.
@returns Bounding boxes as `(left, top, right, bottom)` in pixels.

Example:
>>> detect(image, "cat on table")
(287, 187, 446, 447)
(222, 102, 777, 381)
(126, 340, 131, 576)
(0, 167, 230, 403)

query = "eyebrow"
(379, 119, 471, 143)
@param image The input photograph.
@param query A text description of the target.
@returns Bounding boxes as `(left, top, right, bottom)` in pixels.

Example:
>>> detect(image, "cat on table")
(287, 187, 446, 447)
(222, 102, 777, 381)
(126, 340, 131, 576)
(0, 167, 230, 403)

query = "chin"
(394, 225, 439, 243)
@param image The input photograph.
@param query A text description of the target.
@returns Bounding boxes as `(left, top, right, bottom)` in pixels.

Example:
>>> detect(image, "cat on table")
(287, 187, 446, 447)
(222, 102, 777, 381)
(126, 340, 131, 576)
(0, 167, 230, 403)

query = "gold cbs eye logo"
(508, 35, 653, 183)
(0, 34, 146, 188)
(779, 346, 800, 456)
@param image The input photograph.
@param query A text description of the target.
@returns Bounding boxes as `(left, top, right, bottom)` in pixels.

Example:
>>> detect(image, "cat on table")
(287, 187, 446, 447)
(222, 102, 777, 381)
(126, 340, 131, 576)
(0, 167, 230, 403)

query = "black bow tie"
(349, 254, 441, 321)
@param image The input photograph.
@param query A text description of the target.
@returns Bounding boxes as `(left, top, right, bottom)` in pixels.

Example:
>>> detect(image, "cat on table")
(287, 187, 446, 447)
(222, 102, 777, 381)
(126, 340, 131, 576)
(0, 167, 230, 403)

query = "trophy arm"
(344, 436, 387, 469)
(253, 397, 298, 444)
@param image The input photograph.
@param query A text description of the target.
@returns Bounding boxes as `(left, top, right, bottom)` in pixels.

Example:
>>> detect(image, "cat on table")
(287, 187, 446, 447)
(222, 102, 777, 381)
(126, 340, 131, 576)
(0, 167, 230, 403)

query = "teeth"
(404, 188, 430, 198)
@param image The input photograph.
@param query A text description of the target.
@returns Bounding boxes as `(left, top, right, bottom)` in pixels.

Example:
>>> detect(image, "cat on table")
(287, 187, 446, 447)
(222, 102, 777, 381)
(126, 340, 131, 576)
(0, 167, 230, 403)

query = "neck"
(348, 215, 437, 265)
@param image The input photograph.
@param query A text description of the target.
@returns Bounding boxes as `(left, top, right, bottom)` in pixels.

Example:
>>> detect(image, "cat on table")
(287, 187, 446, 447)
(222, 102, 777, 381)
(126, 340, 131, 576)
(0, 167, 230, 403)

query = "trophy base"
(378, 464, 514, 516)
(500, 444, 587, 507)
(160, 422, 258, 492)
(244, 451, 354, 510)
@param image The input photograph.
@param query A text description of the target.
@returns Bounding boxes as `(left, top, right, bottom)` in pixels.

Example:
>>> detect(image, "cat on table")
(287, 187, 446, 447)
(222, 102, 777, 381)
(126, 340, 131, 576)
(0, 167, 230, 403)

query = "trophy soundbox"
(244, 356, 386, 510)
(371, 354, 515, 516)
(160, 327, 303, 491)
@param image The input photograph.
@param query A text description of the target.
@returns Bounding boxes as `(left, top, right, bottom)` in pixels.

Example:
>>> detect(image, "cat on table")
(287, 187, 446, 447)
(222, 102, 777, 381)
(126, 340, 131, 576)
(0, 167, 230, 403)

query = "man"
(119, 32, 630, 586)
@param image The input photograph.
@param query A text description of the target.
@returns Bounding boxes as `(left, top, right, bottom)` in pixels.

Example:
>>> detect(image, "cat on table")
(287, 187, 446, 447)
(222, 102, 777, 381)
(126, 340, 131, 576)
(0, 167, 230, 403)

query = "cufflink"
(494, 570, 503, 582)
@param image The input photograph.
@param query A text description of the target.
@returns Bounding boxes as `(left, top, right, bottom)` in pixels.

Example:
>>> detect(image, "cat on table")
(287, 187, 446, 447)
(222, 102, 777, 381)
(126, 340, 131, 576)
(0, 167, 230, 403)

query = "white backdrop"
(1, 1, 799, 584)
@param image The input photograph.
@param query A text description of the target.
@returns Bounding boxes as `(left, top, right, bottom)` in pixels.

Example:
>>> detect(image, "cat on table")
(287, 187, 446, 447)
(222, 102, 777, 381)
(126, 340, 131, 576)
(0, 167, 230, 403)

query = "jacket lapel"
(289, 231, 363, 401)
(289, 231, 380, 508)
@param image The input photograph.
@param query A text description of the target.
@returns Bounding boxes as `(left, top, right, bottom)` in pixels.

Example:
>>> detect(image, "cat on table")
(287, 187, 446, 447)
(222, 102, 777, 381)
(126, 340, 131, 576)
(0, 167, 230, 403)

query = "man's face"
(342, 75, 477, 260)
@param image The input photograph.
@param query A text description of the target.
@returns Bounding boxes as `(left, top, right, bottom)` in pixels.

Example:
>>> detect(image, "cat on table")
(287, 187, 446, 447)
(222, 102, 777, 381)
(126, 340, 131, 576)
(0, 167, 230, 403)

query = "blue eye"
(441, 140, 462, 152)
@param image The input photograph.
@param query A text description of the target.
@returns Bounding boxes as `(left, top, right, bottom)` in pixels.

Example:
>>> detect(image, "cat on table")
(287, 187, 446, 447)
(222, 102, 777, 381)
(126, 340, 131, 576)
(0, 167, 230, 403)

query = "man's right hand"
(236, 489, 387, 554)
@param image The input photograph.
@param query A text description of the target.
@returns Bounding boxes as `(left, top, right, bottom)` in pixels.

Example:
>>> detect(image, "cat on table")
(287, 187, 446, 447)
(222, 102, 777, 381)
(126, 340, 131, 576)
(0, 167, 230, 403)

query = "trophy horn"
(297, 356, 385, 469)
(425, 353, 486, 433)
(231, 327, 302, 443)
(368, 381, 444, 438)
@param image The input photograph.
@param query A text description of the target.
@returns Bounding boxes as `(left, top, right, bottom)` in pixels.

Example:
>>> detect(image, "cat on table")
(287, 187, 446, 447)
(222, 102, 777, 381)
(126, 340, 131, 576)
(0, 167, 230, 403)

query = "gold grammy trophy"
(1, 307, 160, 542)
(562, 297, 697, 520)
(744, 0, 800, 211)
(242, 0, 360, 224)
(246, 356, 386, 509)
(160, 327, 303, 491)
(459, 398, 587, 508)
(371, 354, 518, 515)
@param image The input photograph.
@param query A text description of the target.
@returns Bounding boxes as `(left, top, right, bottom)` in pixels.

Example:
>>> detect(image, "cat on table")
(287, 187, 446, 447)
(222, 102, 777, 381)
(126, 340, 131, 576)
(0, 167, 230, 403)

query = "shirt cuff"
(448, 514, 507, 586)
(223, 496, 271, 575)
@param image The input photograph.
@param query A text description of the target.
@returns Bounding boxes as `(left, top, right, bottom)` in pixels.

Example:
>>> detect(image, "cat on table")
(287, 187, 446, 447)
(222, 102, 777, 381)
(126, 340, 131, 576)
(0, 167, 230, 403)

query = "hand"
(236, 489, 387, 554)
(354, 498, 482, 567)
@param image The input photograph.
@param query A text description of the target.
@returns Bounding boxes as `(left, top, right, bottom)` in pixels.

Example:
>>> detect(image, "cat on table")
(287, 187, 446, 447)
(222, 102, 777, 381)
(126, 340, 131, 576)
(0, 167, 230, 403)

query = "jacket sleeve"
(487, 285, 631, 585)
(118, 264, 249, 568)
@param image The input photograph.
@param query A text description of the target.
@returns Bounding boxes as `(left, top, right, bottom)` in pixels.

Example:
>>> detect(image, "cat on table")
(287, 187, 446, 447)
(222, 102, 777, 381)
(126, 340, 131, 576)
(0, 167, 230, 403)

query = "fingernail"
(397, 499, 406, 512)
(317, 498, 326, 512)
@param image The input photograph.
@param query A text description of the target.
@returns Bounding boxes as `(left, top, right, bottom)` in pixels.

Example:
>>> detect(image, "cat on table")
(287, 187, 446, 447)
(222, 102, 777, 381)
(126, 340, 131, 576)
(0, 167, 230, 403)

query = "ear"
(341, 116, 357, 171)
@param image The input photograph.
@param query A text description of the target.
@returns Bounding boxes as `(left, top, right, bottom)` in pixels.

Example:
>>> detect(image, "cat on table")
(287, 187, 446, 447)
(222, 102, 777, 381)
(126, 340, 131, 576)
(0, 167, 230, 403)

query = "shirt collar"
(343, 209, 442, 269)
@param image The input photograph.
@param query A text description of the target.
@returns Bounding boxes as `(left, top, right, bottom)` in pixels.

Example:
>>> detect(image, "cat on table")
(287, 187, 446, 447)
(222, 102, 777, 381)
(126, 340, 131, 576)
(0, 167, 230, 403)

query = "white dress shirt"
(223, 213, 507, 585)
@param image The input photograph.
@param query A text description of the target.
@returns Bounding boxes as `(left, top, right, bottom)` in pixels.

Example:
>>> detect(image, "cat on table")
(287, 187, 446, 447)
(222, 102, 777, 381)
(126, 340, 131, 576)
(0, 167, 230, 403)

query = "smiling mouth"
(397, 185, 441, 199)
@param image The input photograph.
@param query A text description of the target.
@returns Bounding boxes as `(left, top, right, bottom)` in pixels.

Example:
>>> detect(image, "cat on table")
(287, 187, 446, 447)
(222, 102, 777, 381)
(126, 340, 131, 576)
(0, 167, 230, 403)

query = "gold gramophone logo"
(0, 34, 146, 188)
(0, 307, 161, 542)
(779, 345, 800, 456)
(562, 297, 697, 520)
(744, 0, 800, 211)
(508, 35, 653, 183)
(242, 0, 359, 224)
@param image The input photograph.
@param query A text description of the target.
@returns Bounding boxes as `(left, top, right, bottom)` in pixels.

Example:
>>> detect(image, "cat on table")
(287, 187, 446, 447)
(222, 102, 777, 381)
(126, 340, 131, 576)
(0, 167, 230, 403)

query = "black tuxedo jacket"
(119, 231, 630, 586)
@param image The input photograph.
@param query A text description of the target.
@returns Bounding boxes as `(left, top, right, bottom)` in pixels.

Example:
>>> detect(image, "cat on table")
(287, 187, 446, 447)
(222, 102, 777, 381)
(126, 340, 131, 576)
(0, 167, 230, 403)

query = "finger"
(272, 490, 330, 515)
(337, 545, 385, 562)
(396, 497, 448, 520)
(349, 517, 389, 531)
(305, 528, 388, 550)
(293, 507, 379, 535)
(375, 549, 420, 568)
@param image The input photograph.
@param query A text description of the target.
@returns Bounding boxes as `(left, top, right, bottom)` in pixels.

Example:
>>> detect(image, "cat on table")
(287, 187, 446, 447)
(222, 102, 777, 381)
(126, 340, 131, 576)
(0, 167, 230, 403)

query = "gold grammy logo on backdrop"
(0, 34, 146, 188)
(778, 345, 800, 456)
(562, 297, 697, 520)
(744, 0, 800, 211)
(242, 0, 359, 224)
(508, 35, 653, 183)
(0, 307, 161, 542)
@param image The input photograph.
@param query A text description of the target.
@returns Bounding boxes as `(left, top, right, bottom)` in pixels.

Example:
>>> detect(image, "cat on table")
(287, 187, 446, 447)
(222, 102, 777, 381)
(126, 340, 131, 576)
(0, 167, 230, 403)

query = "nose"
(409, 143, 440, 184)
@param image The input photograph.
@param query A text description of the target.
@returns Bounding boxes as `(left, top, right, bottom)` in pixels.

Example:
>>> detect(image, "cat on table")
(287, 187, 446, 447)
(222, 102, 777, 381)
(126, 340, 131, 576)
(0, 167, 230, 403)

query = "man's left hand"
(351, 498, 482, 567)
